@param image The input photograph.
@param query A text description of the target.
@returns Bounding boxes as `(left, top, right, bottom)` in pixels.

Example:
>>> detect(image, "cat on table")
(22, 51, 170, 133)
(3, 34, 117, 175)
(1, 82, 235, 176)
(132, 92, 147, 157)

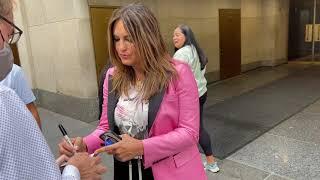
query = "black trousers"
(114, 158, 154, 180)
(199, 92, 213, 156)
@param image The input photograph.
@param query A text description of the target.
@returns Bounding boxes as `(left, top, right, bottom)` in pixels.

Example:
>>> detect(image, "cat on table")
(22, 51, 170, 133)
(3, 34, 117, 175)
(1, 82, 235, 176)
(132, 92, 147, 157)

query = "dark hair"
(174, 24, 208, 70)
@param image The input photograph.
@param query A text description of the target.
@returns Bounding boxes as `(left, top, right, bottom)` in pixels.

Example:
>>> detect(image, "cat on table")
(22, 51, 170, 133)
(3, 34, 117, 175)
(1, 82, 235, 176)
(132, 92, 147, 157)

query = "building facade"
(13, 0, 289, 122)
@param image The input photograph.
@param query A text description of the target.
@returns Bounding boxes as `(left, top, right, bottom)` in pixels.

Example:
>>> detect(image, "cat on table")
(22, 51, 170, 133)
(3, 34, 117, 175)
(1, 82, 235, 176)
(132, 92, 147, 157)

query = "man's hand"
(58, 137, 87, 157)
(55, 154, 70, 166)
(68, 152, 107, 180)
(94, 134, 144, 162)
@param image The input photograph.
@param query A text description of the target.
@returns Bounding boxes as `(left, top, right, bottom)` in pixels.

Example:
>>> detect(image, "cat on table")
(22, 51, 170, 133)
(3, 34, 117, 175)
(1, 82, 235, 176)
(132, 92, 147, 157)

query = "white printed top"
(114, 86, 149, 140)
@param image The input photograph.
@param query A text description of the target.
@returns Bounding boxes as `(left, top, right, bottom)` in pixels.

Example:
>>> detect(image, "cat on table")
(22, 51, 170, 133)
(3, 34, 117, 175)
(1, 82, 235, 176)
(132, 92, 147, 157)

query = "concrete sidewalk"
(42, 61, 320, 180)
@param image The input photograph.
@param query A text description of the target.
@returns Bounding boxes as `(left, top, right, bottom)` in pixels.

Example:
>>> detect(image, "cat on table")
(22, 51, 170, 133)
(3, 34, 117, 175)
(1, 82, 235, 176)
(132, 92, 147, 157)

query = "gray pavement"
(42, 61, 320, 180)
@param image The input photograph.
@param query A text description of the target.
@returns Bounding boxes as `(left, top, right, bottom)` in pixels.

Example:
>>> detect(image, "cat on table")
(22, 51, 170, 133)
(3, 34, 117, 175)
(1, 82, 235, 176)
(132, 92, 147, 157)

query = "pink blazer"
(84, 60, 207, 180)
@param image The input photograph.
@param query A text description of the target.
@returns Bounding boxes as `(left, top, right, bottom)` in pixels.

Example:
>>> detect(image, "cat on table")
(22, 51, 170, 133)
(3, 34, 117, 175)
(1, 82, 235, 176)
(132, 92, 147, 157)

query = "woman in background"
(173, 24, 220, 173)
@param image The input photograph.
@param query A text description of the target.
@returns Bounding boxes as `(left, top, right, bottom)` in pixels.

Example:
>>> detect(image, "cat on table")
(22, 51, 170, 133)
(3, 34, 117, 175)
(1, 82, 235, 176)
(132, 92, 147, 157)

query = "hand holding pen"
(58, 124, 73, 148)
(58, 124, 88, 157)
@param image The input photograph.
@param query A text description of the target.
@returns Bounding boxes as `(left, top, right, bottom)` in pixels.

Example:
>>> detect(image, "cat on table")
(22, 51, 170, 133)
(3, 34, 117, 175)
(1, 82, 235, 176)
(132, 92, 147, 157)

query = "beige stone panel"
(241, 17, 263, 64)
(217, 0, 241, 9)
(53, 20, 87, 97)
(185, 18, 220, 72)
(29, 24, 57, 93)
(241, 0, 262, 18)
(274, 14, 288, 60)
(29, 20, 93, 97)
(156, 0, 184, 19)
(195, 21, 219, 72)
(88, 0, 136, 7)
(142, 0, 158, 14)
(276, 0, 289, 60)
(260, 15, 276, 60)
(204, 33, 220, 72)
(48, 18, 97, 98)
(260, 18, 288, 62)
(14, 1, 37, 88)
(262, 0, 279, 17)
(262, 0, 275, 16)
(42, 0, 75, 23)
(76, 19, 98, 97)
(73, 0, 90, 19)
(22, 0, 46, 26)
(158, 0, 217, 19)
(280, 0, 290, 15)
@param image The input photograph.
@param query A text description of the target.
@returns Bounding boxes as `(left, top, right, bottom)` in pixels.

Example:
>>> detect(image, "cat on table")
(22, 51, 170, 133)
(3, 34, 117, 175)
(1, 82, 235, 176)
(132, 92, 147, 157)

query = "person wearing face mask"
(0, 0, 41, 129)
(0, 1, 108, 179)
(0, 84, 107, 180)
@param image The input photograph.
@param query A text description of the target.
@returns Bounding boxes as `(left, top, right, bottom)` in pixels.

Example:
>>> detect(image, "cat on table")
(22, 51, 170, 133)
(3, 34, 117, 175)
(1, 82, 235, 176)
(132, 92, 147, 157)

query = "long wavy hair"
(108, 4, 177, 100)
(174, 24, 208, 70)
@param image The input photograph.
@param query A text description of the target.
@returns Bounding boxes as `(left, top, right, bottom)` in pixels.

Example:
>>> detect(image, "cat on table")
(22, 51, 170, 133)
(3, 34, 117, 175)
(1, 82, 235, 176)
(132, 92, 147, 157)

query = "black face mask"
(0, 43, 13, 81)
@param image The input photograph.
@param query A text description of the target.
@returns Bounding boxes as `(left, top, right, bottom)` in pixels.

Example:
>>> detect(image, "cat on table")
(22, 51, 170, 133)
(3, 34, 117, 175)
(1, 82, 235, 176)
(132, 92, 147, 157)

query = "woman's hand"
(94, 134, 144, 162)
(58, 137, 88, 157)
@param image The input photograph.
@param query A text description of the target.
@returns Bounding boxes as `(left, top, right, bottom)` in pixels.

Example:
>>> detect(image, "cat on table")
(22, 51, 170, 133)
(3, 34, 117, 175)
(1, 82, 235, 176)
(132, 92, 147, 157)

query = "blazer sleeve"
(142, 63, 200, 168)
(83, 69, 113, 153)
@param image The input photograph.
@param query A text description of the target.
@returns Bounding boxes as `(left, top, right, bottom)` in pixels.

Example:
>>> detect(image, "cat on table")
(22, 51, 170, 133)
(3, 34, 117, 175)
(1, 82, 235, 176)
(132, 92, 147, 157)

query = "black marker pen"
(58, 124, 73, 147)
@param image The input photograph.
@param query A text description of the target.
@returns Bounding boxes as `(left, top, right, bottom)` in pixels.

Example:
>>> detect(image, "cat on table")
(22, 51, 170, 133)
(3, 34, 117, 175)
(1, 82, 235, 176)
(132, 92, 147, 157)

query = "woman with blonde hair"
(59, 3, 207, 180)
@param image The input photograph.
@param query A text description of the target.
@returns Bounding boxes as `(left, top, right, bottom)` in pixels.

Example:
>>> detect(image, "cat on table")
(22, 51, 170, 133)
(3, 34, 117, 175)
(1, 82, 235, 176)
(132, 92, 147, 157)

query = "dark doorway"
(219, 9, 241, 80)
(90, 6, 117, 83)
(288, 0, 320, 60)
